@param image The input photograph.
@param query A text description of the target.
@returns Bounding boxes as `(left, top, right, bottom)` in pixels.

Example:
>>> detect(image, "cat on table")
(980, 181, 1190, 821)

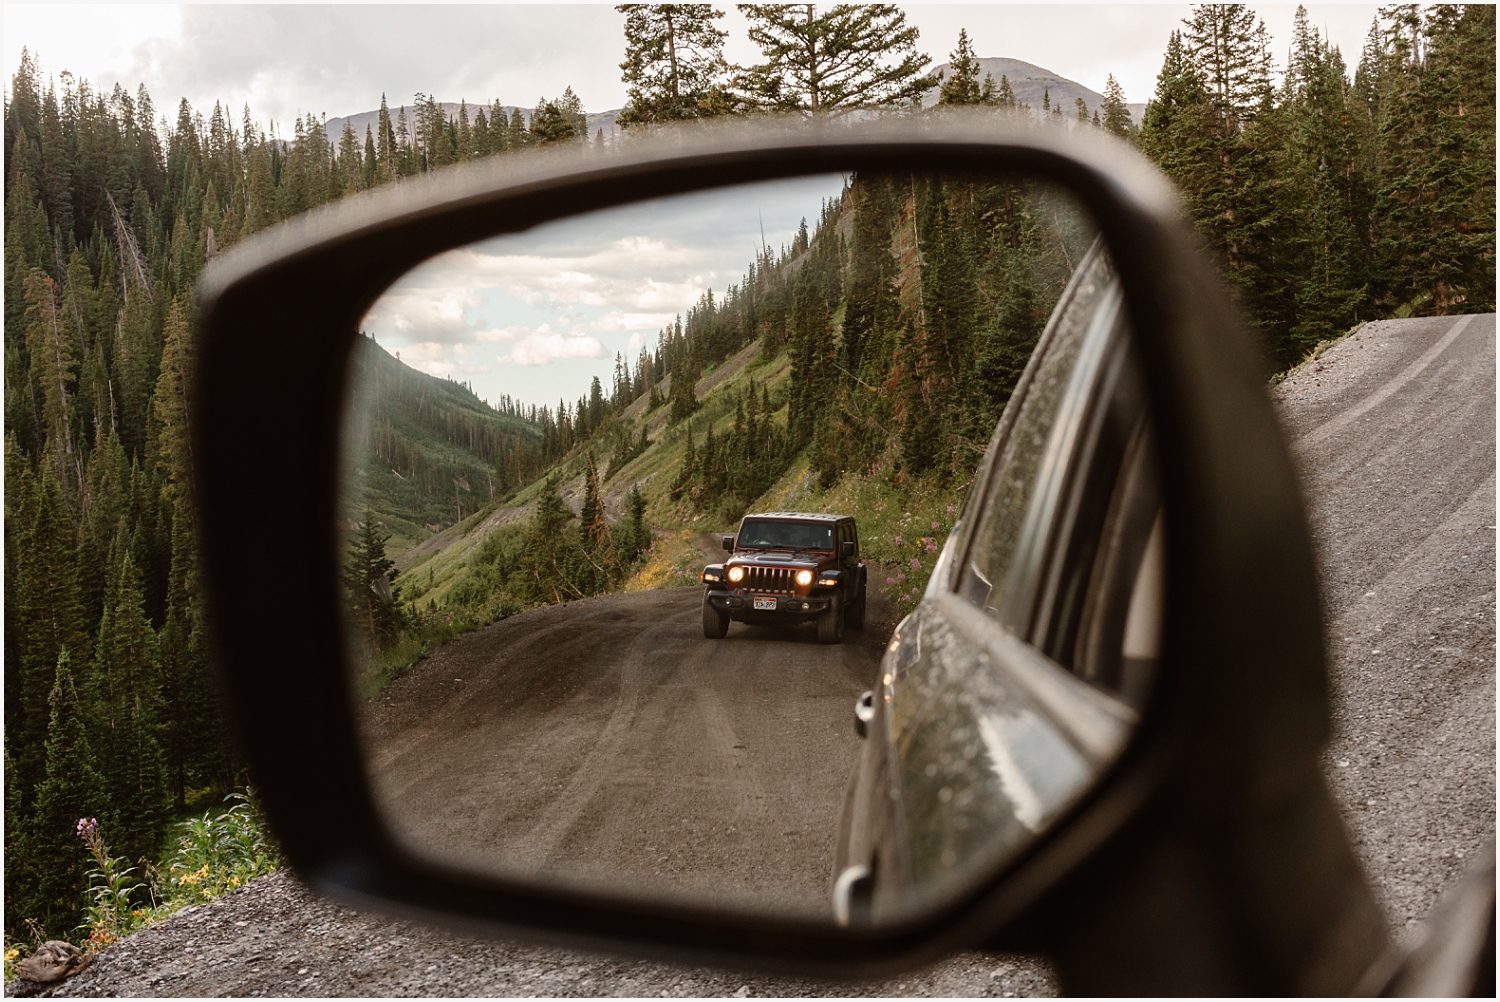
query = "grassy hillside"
(347, 335, 541, 554)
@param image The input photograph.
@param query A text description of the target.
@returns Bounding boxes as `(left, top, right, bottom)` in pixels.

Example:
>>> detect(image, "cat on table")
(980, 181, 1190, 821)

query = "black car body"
(701, 512, 866, 643)
(834, 240, 1158, 922)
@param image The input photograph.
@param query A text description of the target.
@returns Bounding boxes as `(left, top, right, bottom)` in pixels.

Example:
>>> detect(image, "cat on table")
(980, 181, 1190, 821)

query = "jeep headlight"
(795, 569, 814, 587)
(727, 566, 746, 584)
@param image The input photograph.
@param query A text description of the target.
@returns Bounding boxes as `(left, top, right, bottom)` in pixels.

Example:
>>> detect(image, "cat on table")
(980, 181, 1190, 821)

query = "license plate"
(753, 597, 777, 611)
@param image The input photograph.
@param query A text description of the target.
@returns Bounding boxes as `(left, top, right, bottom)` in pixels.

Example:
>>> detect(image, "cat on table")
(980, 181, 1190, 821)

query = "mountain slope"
(347, 336, 541, 554)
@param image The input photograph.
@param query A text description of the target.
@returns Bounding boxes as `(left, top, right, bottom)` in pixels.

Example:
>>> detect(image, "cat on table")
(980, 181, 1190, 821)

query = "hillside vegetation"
(347, 336, 541, 553)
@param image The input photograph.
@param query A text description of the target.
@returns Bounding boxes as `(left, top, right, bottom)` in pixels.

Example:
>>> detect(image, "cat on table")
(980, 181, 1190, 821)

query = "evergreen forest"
(4, 2, 1493, 946)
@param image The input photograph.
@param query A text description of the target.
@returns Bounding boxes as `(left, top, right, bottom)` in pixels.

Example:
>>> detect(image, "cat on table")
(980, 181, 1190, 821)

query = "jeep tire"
(818, 594, 845, 645)
(846, 576, 867, 630)
(702, 598, 729, 639)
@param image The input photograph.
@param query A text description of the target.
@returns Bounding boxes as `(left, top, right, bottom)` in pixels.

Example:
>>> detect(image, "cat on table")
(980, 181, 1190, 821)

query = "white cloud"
(382, 341, 493, 384)
(364, 287, 483, 345)
(502, 332, 606, 367)
(414, 243, 716, 315)
(599, 311, 676, 334)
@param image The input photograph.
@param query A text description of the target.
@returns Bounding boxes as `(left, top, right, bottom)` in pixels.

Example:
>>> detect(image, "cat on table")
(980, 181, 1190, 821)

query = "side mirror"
(840, 540, 855, 558)
(193, 116, 1389, 992)
(722, 535, 735, 553)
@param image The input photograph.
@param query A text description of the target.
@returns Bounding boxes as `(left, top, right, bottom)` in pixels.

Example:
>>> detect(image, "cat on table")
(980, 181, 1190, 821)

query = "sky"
(361, 175, 847, 409)
(2, 2, 1383, 407)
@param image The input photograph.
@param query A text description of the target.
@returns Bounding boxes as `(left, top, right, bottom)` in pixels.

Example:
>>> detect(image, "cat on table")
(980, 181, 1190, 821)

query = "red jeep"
(700, 512, 867, 644)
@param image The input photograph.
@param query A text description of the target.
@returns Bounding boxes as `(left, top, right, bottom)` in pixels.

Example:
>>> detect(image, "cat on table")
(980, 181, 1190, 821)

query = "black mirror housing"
(192, 116, 1383, 990)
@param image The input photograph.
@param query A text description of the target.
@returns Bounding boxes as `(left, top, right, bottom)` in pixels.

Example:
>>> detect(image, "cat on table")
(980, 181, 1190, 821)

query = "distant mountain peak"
(926, 56, 1143, 125)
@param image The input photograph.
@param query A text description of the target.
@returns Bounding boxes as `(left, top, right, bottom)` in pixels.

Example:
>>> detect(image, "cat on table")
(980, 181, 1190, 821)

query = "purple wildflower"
(76, 817, 98, 840)
(909, 556, 921, 571)
(925, 540, 937, 553)
(893, 534, 903, 548)
(931, 520, 941, 531)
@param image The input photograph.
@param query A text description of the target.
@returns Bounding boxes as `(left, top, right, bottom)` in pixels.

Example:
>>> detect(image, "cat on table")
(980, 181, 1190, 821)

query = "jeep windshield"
(736, 520, 835, 552)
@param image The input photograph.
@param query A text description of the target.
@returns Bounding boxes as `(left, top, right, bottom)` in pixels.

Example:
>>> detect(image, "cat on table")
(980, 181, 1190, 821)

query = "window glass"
(956, 249, 1117, 630)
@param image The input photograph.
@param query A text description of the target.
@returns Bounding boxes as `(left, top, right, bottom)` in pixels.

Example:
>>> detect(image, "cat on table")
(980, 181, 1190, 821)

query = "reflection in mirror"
(343, 171, 1156, 925)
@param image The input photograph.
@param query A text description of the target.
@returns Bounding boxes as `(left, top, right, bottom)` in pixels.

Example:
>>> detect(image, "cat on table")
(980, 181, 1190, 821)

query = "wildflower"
(925, 540, 937, 553)
(931, 521, 940, 531)
(909, 557, 921, 571)
(5, 948, 19, 963)
(76, 817, 98, 839)
(895, 572, 906, 583)
(945, 504, 957, 516)
(885, 577, 895, 586)
(893, 534, 903, 547)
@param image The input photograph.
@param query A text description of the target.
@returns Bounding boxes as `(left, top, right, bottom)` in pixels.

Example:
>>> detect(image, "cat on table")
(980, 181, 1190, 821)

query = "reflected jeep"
(701, 512, 867, 644)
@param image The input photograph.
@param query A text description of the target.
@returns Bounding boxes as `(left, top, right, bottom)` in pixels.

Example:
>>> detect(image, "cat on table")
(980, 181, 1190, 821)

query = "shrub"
(164, 790, 280, 908)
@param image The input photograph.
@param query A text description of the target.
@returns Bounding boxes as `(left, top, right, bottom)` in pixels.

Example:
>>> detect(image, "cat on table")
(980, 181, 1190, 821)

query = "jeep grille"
(744, 566, 795, 594)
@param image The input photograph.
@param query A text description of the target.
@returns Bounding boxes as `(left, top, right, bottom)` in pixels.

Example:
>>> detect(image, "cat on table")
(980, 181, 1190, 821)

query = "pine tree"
(530, 88, 588, 145)
(617, 4, 731, 125)
(578, 449, 610, 553)
(25, 650, 108, 934)
(736, 4, 935, 113)
(12, 452, 86, 806)
(150, 296, 194, 495)
(514, 477, 576, 604)
(620, 484, 649, 562)
(1100, 74, 1135, 138)
(91, 546, 170, 867)
(23, 269, 77, 494)
(344, 509, 400, 643)
(1374, 4, 1496, 312)
(938, 28, 985, 106)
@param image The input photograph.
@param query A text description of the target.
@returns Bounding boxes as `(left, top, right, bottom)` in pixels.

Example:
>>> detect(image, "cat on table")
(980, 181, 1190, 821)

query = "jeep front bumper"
(704, 589, 836, 618)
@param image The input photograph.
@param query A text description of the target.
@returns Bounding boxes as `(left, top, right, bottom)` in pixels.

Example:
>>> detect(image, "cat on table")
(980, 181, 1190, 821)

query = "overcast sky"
(3, 2, 1381, 407)
(7, 4, 1382, 132)
(362, 175, 847, 407)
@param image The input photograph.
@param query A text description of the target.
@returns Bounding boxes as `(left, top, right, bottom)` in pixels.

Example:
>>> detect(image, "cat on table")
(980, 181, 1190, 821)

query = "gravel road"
(27, 315, 1494, 997)
(1273, 314, 1496, 934)
(360, 584, 884, 917)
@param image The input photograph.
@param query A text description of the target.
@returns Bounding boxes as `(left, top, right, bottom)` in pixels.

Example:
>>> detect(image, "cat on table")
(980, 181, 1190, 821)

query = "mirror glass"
(343, 169, 1158, 925)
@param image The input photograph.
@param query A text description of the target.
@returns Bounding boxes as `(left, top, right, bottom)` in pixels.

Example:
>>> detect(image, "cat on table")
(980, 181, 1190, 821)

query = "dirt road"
(362, 586, 885, 918)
